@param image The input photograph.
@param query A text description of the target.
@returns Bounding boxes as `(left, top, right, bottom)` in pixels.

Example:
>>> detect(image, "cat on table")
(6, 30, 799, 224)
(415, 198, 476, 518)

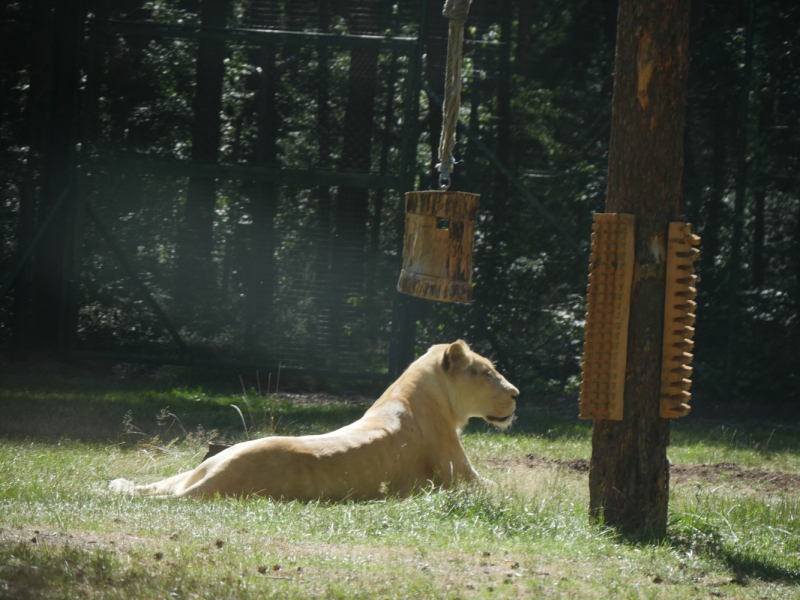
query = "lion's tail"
(108, 471, 185, 496)
(108, 478, 138, 494)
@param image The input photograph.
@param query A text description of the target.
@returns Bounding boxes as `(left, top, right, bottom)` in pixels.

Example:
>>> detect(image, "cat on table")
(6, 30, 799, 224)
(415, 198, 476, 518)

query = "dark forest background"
(0, 0, 798, 406)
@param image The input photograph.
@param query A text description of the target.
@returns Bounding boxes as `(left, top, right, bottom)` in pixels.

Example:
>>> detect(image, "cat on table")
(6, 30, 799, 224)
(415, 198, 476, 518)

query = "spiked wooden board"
(660, 222, 700, 419)
(579, 213, 635, 421)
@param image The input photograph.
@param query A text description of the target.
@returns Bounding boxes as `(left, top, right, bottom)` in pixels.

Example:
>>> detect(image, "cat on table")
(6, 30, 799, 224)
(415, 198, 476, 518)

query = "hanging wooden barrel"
(397, 190, 479, 303)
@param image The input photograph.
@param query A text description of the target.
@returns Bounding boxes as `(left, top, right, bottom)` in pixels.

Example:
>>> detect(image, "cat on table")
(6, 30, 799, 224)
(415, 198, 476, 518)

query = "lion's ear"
(442, 340, 471, 372)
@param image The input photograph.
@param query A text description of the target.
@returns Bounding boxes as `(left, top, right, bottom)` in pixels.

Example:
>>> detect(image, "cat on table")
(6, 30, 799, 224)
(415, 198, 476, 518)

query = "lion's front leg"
(430, 453, 481, 489)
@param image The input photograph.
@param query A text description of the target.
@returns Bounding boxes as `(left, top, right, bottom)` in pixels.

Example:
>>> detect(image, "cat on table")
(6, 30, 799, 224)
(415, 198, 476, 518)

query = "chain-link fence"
(2, 0, 616, 391)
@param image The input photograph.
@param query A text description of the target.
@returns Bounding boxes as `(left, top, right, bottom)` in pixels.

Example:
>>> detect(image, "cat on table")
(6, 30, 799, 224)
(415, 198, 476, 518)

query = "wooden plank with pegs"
(660, 222, 700, 418)
(579, 213, 636, 420)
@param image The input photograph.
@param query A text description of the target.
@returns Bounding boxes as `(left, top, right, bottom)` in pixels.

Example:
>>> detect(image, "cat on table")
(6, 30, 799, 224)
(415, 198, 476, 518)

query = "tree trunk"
(751, 90, 772, 290)
(495, 3, 513, 170)
(366, 52, 399, 298)
(795, 200, 800, 326)
(694, 103, 726, 356)
(698, 107, 725, 296)
(514, 0, 536, 79)
(11, 182, 37, 357)
(330, 0, 380, 365)
(589, 0, 691, 534)
(474, 4, 515, 366)
(175, 0, 229, 315)
(220, 103, 248, 300)
(0, 1, 8, 86)
(11, 0, 54, 356)
(30, 0, 81, 353)
(244, 46, 280, 353)
(724, 0, 755, 400)
(464, 20, 484, 193)
(312, 0, 334, 366)
(751, 186, 765, 288)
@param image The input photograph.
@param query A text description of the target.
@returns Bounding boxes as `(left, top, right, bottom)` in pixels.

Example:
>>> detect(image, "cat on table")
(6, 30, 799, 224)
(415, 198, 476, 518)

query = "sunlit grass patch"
(1, 375, 800, 598)
(670, 484, 800, 582)
(2, 432, 799, 598)
(670, 423, 800, 472)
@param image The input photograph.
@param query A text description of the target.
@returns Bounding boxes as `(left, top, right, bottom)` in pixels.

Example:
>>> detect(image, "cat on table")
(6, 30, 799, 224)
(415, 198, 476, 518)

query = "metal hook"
(437, 156, 455, 191)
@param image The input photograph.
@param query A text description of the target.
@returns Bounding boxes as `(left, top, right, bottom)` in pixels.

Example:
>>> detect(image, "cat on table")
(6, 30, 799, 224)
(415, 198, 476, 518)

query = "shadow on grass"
(670, 420, 800, 461)
(716, 548, 800, 584)
(0, 541, 182, 600)
(611, 525, 800, 585)
(0, 377, 366, 442)
(0, 365, 594, 443)
(513, 399, 800, 460)
(2, 367, 799, 463)
(472, 391, 800, 461)
(668, 532, 800, 585)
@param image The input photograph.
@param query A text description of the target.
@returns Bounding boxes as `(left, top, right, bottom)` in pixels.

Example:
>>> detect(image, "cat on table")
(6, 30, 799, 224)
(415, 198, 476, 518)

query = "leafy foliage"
(0, 0, 798, 402)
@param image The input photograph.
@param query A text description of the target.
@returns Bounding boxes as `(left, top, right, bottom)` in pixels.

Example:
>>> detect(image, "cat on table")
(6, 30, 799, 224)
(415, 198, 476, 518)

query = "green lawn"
(1, 368, 798, 599)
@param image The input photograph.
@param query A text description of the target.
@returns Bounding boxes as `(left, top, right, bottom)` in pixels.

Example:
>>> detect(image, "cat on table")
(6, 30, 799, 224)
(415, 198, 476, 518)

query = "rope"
(437, 0, 472, 190)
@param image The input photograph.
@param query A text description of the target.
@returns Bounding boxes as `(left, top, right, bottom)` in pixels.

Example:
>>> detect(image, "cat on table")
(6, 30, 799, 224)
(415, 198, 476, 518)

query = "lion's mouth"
(486, 413, 514, 425)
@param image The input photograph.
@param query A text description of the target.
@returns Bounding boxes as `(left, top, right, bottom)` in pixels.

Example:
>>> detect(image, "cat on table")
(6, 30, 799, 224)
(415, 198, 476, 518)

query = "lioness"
(109, 340, 519, 501)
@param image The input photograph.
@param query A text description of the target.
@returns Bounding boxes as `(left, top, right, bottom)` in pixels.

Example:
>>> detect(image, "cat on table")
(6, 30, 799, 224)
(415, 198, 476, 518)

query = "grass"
(1, 366, 799, 598)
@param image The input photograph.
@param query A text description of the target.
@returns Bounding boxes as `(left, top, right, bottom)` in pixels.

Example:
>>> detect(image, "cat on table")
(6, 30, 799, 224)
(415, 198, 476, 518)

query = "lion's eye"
(484, 370, 493, 379)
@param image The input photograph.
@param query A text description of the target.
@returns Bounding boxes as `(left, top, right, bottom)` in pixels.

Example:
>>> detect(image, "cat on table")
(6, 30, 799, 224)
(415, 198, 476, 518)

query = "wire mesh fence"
(70, 2, 422, 374)
(2, 0, 799, 403)
(2, 0, 612, 391)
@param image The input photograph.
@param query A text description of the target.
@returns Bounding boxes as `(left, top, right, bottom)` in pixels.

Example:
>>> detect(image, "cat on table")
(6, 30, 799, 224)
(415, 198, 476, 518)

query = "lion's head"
(440, 340, 519, 430)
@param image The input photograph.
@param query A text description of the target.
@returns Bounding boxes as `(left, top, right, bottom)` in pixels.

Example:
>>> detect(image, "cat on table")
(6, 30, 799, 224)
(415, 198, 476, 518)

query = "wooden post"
(589, 0, 691, 534)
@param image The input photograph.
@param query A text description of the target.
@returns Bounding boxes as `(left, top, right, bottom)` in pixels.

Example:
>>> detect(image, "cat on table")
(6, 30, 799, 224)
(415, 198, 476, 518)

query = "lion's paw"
(108, 478, 136, 494)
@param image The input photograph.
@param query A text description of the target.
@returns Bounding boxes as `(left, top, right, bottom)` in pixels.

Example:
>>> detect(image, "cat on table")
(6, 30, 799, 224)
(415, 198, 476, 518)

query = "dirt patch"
(0, 526, 156, 555)
(0, 525, 554, 597)
(273, 391, 374, 409)
(669, 462, 800, 489)
(481, 455, 800, 490)
(482, 454, 590, 474)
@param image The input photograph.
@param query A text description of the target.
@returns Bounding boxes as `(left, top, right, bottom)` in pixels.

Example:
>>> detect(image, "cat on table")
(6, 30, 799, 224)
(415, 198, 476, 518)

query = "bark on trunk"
(589, 0, 691, 534)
